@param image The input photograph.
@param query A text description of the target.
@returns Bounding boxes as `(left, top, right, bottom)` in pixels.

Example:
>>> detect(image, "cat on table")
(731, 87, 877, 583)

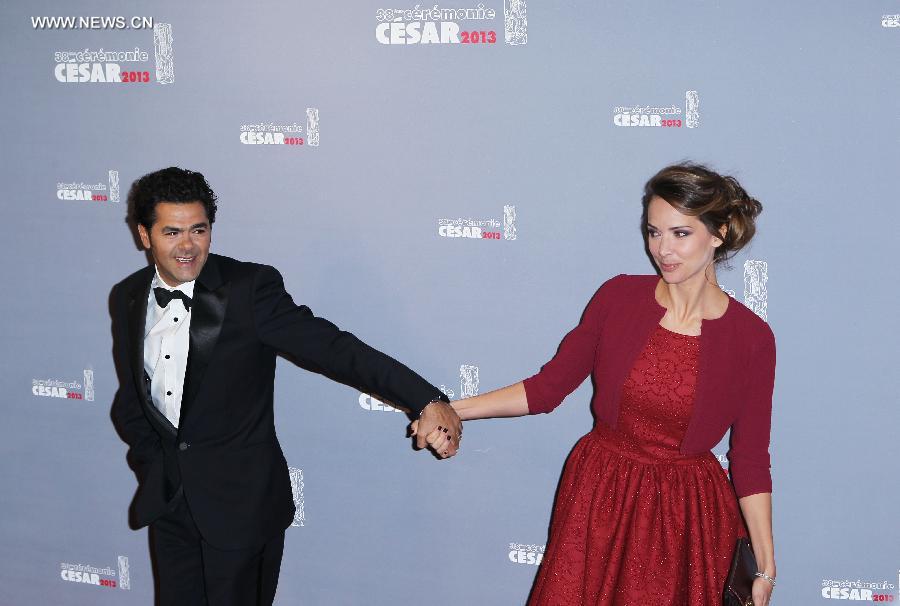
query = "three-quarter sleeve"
(523, 275, 622, 415)
(727, 325, 776, 498)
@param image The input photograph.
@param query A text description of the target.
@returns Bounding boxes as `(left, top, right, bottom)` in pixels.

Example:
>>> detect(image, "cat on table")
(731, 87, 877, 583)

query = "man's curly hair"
(128, 167, 218, 229)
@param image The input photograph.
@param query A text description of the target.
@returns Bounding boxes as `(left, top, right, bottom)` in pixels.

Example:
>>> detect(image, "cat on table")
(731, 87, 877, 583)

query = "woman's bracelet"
(754, 572, 776, 588)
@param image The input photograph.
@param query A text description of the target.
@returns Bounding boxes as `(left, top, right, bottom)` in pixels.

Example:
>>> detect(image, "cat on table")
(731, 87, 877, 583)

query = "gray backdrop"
(1, 1, 898, 604)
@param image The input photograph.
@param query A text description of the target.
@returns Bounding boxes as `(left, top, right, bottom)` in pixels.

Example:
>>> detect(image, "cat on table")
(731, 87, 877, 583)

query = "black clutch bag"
(723, 537, 757, 606)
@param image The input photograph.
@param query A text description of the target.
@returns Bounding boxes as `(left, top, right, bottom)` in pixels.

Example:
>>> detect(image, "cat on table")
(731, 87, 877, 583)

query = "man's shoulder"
(112, 264, 153, 295)
(209, 253, 280, 282)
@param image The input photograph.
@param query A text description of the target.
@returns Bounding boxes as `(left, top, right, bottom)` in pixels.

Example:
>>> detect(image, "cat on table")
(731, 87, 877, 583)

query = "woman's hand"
(752, 575, 774, 606)
(738, 493, 775, 606)
(409, 419, 459, 457)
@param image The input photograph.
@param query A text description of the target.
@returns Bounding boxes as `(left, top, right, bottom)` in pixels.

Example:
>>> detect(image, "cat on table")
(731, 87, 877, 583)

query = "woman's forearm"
(452, 381, 530, 420)
(738, 492, 776, 577)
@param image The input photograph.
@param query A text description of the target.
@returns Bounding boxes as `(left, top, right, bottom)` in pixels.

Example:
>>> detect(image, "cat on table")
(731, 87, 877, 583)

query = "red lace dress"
(528, 325, 746, 606)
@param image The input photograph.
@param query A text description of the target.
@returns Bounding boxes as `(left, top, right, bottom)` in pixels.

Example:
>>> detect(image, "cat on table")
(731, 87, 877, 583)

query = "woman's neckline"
(651, 276, 733, 327)
(656, 323, 701, 338)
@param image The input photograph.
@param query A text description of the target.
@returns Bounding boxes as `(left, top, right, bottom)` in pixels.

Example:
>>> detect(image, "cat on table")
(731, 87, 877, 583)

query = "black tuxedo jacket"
(111, 254, 446, 549)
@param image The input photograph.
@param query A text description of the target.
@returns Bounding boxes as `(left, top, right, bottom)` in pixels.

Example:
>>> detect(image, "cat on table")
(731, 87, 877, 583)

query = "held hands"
(410, 400, 462, 459)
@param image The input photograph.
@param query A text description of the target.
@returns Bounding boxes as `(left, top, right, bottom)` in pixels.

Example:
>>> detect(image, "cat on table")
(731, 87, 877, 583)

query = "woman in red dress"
(415, 164, 777, 605)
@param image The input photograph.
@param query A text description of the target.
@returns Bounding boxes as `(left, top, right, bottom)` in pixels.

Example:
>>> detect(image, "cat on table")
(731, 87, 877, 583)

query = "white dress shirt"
(144, 269, 194, 428)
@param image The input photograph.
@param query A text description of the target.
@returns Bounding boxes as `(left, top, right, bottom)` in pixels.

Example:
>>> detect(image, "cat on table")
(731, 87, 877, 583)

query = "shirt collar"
(152, 267, 196, 298)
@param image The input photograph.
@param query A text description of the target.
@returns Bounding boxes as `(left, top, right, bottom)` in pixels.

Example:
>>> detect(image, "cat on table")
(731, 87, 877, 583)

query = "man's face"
(137, 201, 211, 287)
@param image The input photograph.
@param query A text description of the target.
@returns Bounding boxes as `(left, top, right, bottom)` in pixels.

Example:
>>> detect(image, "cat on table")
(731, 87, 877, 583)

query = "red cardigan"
(523, 274, 776, 498)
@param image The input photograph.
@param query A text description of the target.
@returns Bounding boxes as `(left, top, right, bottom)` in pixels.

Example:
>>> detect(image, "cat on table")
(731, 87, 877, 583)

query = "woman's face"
(645, 195, 723, 284)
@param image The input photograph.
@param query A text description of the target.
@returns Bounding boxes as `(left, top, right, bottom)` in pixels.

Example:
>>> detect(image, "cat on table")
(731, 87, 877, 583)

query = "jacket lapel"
(126, 266, 154, 403)
(181, 255, 229, 424)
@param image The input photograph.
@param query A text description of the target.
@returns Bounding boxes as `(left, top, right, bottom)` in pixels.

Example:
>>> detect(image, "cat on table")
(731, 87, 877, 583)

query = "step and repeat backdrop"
(1, 1, 898, 604)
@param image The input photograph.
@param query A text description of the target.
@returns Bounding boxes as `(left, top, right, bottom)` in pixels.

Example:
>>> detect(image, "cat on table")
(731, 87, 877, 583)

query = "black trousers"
(149, 495, 285, 606)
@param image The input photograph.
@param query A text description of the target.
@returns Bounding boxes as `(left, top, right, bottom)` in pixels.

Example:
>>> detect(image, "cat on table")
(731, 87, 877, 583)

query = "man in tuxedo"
(110, 167, 461, 605)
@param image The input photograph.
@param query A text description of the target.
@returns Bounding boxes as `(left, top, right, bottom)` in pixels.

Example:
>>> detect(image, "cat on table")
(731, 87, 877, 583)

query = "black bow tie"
(154, 287, 192, 311)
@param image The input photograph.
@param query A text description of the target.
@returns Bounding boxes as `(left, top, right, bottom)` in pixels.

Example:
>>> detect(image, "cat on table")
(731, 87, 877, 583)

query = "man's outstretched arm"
(251, 264, 462, 457)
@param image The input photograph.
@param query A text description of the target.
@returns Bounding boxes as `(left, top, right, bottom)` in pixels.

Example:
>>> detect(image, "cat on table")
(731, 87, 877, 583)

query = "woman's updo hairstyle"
(641, 162, 762, 264)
